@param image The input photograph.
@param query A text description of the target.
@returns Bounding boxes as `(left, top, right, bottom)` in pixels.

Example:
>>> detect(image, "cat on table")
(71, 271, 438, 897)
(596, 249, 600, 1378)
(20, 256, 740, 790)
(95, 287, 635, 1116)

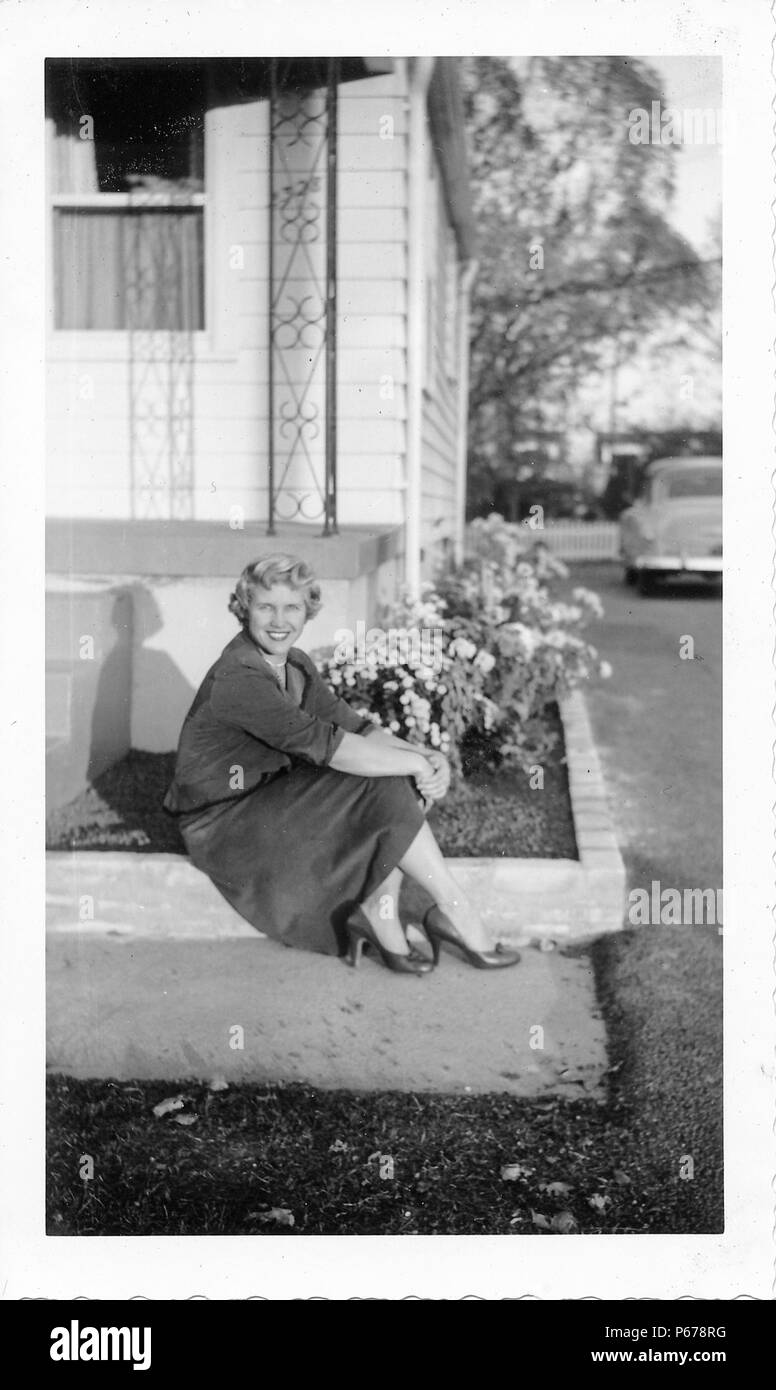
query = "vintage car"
(619, 456, 722, 594)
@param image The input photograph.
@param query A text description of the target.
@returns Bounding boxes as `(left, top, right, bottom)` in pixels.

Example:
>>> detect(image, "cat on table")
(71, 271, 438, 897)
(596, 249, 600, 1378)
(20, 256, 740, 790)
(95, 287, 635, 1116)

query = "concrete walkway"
(47, 853, 608, 1097)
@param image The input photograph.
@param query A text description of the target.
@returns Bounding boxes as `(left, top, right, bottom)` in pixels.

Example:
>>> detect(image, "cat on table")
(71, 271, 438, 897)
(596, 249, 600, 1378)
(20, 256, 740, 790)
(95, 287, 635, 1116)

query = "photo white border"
(0, 0, 773, 1300)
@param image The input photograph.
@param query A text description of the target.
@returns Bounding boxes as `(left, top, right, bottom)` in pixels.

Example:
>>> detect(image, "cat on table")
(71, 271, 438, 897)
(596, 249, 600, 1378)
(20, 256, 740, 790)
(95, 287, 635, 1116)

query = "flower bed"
(315, 514, 611, 777)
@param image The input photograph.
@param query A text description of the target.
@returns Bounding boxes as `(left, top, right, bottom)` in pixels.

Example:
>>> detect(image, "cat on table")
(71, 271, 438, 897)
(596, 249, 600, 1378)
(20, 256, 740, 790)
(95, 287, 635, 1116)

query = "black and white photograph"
(0, 0, 773, 1314)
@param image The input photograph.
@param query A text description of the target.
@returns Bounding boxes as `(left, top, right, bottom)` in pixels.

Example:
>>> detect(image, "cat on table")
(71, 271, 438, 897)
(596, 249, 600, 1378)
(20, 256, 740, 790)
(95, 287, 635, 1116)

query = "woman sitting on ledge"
(163, 553, 520, 975)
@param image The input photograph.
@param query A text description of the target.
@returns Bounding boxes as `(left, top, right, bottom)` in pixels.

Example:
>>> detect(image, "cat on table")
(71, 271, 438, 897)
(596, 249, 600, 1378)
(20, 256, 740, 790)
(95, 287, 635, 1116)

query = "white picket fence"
(540, 521, 621, 561)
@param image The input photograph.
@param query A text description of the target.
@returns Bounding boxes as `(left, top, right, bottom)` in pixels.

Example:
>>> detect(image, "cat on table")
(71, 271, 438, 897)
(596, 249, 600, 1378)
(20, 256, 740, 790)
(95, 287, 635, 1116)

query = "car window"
(660, 468, 722, 499)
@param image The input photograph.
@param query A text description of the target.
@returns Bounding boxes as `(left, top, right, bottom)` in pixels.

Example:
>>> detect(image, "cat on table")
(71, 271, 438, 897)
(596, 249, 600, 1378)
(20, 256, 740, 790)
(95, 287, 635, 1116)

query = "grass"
(45, 707, 577, 860)
(46, 924, 722, 1236)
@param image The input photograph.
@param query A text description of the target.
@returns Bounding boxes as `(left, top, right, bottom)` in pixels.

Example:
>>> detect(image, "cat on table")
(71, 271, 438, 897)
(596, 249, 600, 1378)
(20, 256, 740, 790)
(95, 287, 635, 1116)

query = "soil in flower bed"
(46, 706, 577, 860)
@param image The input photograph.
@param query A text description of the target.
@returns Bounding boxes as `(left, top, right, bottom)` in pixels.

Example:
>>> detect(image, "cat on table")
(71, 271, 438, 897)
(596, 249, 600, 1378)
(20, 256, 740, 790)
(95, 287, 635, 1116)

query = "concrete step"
(47, 931, 608, 1096)
(47, 851, 608, 1095)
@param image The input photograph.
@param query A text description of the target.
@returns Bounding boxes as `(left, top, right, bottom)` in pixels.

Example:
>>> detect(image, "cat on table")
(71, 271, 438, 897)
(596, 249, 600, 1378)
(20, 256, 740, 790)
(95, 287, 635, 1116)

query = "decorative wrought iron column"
(267, 58, 339, 535)
(127, 186, 197, 520)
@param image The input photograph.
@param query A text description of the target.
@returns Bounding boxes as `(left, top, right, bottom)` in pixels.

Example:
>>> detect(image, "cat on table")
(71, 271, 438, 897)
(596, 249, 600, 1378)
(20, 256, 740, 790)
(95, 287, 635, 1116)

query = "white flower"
(389, 719, 401, 731)
(482, 697, 500, 732)
(504, 622, 540, 658)
(474, 649, 496, 675)
(600, 660, 613, 679)
(573, 586, 605, 620)
(449, 637, 477, 661)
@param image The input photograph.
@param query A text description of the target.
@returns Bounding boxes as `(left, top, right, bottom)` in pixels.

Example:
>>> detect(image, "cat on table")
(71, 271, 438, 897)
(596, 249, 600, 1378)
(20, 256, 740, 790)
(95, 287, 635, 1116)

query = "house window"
(47, 60, 205, 331)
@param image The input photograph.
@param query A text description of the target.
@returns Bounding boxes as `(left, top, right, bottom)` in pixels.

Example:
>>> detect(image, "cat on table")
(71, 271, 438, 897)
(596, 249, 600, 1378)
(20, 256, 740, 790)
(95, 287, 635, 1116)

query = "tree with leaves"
(461, 56, 719, 516)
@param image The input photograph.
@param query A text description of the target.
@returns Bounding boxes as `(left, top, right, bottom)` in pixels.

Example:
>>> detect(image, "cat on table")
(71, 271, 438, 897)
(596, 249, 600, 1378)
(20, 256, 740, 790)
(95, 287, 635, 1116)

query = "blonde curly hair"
(228, 553, 323, 626)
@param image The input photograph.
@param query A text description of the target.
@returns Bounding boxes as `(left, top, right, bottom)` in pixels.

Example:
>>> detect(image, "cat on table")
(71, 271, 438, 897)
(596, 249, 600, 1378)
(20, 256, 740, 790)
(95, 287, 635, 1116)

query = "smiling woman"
(226, 554, 321, 690)
(162, 553, 521, 973)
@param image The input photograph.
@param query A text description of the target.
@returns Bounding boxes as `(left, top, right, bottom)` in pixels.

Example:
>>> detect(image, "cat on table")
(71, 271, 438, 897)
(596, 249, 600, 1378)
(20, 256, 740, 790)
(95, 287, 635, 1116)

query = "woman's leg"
(358, 866, 410, 954)
(398, 821, 491, 951)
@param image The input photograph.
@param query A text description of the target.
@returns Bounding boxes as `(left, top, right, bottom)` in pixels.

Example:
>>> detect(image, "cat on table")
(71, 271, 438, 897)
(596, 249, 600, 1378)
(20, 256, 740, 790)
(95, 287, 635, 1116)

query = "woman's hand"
(415, 751, 451, 803)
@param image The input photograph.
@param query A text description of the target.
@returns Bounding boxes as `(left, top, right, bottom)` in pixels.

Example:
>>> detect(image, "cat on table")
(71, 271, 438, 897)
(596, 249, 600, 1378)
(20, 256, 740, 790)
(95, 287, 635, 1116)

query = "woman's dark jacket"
(163, 628, 376, 816)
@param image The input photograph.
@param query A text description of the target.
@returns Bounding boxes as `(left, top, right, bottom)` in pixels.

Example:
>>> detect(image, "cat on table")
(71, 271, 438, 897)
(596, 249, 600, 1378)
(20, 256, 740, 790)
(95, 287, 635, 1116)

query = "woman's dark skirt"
(178, 765, 426, 957)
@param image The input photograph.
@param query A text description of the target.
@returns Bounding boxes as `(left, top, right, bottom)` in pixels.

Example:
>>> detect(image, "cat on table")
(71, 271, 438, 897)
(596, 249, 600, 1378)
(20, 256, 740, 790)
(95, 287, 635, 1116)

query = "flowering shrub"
(315, 514, 611, 775)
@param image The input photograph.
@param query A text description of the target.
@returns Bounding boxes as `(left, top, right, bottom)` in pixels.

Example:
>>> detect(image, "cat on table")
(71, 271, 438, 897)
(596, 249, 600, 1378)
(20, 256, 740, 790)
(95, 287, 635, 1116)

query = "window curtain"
(54, 208, 204, 330)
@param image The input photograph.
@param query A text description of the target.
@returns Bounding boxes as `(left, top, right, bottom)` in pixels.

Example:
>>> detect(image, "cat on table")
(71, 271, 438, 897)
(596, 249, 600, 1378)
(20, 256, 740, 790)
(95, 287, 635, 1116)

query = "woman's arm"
(357, 727, 427, 755)
(344, 727, 451, 799)
(328, 730, 430, 781)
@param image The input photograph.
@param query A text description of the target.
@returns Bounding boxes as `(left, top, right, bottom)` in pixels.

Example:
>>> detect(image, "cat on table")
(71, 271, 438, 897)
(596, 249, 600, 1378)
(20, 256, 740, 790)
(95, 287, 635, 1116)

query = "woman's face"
(246, 582, 307, 659)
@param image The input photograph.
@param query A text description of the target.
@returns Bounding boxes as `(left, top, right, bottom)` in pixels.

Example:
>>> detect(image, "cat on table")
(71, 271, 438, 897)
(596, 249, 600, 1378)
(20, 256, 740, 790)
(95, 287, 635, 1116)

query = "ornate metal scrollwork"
(126, 182, 198, 520)
(268, 60, 338, 534)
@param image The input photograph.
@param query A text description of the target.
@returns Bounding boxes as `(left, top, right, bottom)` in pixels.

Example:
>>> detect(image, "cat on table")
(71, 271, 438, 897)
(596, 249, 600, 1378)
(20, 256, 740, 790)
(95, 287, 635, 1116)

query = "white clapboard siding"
(335, 490, 405, 527)
(234, 168, 406, 211)
(233, 73, 406, 138)
(235, 310, 405, 352)
(233, 134, 406, 176)
(228, 274, 405, 316)
(46, 72, 413, 528)
(47, 485, 133, 519)
(339, 279, 407, 316)
(234, 206, 408, 247)
(194, 415, 406, 458)
(541, 521, 621, 560)
(226, 346, 408, 387)
(192, 488, 405, 529)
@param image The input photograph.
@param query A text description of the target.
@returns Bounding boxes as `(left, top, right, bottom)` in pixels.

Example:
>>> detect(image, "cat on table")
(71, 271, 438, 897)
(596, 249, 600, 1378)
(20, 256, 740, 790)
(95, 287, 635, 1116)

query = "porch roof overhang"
(208, 56, 396, 93)
(46, 56, 395, 114)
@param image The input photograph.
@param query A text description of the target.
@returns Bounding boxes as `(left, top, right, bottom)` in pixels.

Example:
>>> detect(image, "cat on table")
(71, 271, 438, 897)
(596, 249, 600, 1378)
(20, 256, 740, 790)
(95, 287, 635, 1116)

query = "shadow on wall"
(46, 581, 195, 814)
(47, 583, 131, 810)
(127, 581, 197, 754)
(85, 589, 132, 784)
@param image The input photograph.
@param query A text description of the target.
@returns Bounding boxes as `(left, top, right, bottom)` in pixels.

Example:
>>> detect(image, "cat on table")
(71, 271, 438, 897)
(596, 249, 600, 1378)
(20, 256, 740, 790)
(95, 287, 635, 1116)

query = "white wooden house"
(45, 56, 476, 807)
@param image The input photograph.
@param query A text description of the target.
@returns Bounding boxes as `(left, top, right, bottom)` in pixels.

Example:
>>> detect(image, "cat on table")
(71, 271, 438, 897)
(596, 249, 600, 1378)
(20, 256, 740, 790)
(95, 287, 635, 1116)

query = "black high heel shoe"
(345, 907, 434, 975)
(422, 905, 521, 969)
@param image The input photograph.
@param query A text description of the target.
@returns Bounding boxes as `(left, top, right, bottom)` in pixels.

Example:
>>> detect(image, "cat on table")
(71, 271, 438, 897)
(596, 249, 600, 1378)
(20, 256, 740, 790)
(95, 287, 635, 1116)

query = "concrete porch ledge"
(46, 691, 626, 945)
(45, 518, 403, 580)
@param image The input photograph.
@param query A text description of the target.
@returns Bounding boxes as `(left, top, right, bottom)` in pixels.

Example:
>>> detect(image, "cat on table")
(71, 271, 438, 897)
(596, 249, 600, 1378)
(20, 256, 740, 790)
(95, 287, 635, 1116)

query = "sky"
(643, 55, 722, 255)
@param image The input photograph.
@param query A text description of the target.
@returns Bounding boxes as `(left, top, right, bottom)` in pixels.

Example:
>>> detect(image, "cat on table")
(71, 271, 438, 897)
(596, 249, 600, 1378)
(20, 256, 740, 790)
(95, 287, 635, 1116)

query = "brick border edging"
(445, 690, 626, 943)
(46, 693, 626, 944)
